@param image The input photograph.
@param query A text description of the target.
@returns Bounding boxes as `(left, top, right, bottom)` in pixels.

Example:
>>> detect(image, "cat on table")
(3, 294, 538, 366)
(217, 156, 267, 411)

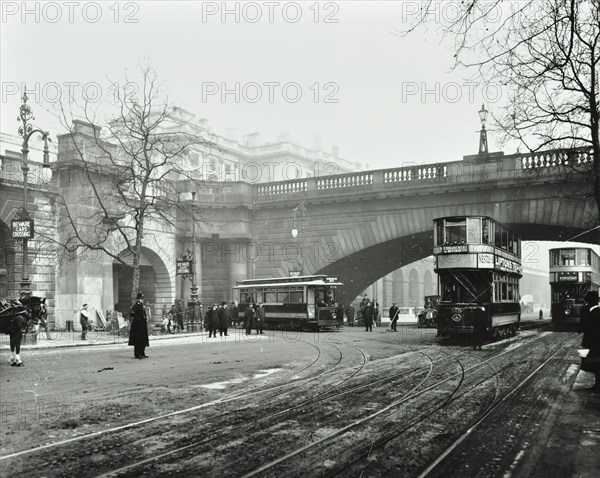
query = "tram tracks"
(1, 330, 568, 478)
(0, 339, 370, 476)
(222, 334, 573, 478)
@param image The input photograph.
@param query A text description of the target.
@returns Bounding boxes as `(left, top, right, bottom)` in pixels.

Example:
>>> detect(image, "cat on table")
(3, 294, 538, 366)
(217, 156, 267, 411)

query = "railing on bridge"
(519, 148, 593, 169)
(256, 163, 450, 195)
(253, 147, 594, 198)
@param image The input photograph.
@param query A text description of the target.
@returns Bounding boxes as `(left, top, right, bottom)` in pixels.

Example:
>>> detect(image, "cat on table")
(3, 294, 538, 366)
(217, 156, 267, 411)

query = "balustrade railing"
(520, 148, 593, 169)
(257, 179, 307, 196)
(317, 172, 373, 189)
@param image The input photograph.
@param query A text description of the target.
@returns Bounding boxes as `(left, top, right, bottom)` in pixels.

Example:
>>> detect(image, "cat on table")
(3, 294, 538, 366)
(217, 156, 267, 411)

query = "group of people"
(204, 302, 239, 338)
(243, 302, 265, 335)
(161, 302, 187, 333)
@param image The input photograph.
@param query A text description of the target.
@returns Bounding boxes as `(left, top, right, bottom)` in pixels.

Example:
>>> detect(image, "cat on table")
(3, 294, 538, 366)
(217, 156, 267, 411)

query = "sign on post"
(176, 260, 192, 275)
(12, 219, 34, 239)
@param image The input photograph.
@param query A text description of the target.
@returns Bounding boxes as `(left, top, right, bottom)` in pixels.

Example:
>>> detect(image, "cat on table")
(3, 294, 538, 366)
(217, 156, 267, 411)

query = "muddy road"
(0, 324, 586, 477)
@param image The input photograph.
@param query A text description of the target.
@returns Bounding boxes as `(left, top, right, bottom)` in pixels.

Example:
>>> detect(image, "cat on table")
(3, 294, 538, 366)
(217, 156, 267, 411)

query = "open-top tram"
(549, 247, 600, 328)
(433, 216, 522, 340)
(233, 275, 344, 330)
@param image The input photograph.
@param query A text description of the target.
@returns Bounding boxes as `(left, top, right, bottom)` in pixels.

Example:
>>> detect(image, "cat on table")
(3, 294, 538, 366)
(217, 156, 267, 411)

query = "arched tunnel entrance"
(112, 247, 173, 320)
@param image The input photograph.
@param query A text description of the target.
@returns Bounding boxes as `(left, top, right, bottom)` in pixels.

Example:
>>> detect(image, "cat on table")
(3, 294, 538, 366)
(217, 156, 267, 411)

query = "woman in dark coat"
(581, 290, 600, 391)
(129, 292, 149, 359)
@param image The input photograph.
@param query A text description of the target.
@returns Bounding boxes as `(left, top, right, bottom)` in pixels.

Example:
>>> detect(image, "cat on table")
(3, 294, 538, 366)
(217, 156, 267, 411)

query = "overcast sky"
(1, 0, 517, 169)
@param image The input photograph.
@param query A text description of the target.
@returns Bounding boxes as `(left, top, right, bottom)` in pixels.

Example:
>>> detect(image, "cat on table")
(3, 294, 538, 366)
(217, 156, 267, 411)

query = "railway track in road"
(232, 333, 573, 478)
(0, 339, 371, 477)
(1, 330, 566, 478)
(92, 337, 551, 477)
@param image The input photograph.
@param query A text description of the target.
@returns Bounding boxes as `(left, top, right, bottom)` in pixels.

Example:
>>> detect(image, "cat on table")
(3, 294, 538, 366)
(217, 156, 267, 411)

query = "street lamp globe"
(478, 103, 489, 125)
(291, 227, 298, 238)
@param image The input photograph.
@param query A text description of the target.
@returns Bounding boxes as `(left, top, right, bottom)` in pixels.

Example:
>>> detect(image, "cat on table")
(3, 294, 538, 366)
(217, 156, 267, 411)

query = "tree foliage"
(49, 66, 213, 304)
(400, 0, 599, 232)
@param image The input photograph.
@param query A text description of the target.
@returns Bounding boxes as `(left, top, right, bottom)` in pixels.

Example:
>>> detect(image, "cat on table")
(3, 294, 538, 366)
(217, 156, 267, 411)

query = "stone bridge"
(0, 135, 596, 325)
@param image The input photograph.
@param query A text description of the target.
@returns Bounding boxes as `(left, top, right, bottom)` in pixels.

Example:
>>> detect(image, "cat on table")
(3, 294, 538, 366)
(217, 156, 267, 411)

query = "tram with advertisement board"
(433, 216, 522, 340)
(233, 275, 344, 330)
(549, 247, 600, 328)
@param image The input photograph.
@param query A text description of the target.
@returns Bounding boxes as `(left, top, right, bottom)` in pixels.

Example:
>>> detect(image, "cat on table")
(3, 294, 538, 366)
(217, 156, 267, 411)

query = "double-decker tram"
(233, 275, 344, 330)
(549, 247, 600, 328)
(434, 216, 522, 340)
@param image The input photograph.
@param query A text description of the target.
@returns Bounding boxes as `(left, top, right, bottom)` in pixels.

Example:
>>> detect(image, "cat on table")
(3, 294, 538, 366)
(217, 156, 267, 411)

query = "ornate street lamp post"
(478, 103, 489, 155)
(15, 90, 51, 297)
(188, 191, 200, 331)
(291, 201, 306, 276)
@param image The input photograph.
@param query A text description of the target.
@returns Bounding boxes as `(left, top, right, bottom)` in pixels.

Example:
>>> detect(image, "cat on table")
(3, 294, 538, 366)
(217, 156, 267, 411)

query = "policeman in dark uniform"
(129, 292, 149, 359)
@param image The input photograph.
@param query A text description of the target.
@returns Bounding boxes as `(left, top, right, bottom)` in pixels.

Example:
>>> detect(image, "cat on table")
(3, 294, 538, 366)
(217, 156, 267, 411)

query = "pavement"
(1, 317, 598, 477)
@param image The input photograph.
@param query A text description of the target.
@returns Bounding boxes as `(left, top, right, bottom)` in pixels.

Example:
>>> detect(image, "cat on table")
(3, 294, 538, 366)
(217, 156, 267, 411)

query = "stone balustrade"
(519, 148, 593, 169)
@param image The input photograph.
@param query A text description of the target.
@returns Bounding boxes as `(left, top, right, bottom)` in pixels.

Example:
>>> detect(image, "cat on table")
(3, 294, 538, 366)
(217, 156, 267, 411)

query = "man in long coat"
(581, 290, 600, 391)
(255, 303, 265, 334)
(244, 303, 255, 336)
(218, 302, 230, 337)
(129, 292, 149, 359)
(389, 302, 399, 331)
(363, 301, 374, 332)
(206, 304, 218, 338)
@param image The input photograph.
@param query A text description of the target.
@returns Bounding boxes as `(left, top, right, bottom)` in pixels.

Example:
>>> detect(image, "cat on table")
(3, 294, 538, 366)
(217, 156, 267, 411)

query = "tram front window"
(561, 250, 576, 266)
(445, 219, 466, 244)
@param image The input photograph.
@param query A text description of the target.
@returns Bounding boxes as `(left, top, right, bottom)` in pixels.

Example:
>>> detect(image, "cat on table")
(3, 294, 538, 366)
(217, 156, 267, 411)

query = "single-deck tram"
(233, 275, 344, 330)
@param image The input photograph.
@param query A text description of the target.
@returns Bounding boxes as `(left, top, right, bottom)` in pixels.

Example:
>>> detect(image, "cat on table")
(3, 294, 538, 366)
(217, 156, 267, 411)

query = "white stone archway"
(113, 246, 174, 321)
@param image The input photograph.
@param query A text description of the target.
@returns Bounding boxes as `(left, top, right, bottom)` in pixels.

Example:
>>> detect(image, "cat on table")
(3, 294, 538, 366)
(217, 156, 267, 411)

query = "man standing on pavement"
(389, 302, 399, 331)
(129, 292, 149, 359)
(206, 304, 218, 338)
(363, 301, 374, 332)
(218, 301, 230, 337)
(244, 303, 255, 336)
(80, 304, 89, 341)
(255, 303, 265, 334)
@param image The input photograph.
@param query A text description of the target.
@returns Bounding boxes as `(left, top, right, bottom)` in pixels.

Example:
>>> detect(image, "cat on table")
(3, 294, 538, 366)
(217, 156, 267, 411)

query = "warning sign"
(11, 219, 34, 239)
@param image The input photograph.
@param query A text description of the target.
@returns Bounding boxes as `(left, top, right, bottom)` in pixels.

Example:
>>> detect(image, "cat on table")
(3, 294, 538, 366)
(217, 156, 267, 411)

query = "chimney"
(278, 132, 291, 143)
(225, 127, 240, 143)
(244, 132, 260, 147)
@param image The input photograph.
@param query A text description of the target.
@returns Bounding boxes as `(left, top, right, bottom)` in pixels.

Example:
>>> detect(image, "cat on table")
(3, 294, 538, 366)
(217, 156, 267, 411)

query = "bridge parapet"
(251, 147, 593, 200)
(517, 147, 593, 169)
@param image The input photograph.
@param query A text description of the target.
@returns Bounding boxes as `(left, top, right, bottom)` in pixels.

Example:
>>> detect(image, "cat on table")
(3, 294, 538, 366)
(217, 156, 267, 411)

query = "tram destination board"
(11, 219, 34, 239)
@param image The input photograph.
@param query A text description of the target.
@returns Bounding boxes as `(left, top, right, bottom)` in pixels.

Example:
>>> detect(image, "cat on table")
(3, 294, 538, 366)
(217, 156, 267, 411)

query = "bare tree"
(45, 66, 214, 304)
(399, 0, 599, 227)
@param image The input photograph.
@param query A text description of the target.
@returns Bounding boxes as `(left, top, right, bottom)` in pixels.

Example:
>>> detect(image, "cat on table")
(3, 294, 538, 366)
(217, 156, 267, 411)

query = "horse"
(0, 296, 45, 366)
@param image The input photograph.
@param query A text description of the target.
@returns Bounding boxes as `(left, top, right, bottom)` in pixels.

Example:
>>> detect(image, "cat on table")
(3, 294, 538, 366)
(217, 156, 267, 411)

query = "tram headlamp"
(564, 308, 571, 316)
(331, 312, 337, 319)
(451, 313, 462, 323)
